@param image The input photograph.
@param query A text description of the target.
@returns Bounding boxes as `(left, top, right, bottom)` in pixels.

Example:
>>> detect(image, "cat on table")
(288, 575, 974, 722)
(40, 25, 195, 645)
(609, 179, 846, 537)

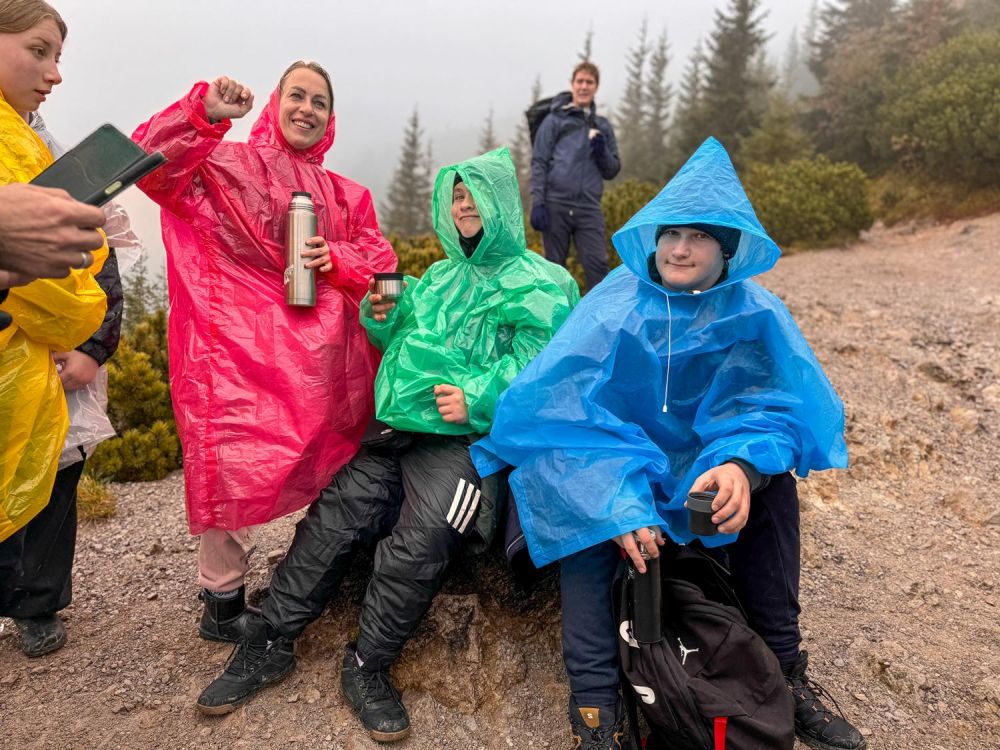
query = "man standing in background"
(529, 61, 621, 292)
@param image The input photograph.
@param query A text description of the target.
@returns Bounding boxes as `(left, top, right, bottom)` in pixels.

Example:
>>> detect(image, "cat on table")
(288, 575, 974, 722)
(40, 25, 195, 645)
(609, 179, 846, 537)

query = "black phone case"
(30, 123, 165, 206)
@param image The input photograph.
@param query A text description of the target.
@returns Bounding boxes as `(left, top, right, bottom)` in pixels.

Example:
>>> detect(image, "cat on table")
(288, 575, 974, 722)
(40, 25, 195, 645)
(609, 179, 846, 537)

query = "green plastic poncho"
(361, 147, 579, 435)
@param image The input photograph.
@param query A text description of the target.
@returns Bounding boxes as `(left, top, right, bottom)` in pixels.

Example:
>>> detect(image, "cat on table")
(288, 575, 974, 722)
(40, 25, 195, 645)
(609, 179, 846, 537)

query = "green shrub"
(88, 420, 181, 482)
(76, 474, 117, 520)
(86, 309, 181, 483)
(745, 156, 873, 247)
(876, 30, 1000, 186)
(602, 179, 660, 270)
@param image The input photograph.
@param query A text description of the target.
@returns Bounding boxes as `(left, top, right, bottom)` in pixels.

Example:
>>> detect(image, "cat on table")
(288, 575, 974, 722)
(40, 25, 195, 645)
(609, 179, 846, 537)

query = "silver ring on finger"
(79, 251, 90, 269)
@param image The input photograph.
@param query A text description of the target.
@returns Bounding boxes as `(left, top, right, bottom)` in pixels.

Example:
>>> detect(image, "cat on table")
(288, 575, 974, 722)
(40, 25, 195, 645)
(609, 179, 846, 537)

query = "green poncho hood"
(362, 147, 579, 435)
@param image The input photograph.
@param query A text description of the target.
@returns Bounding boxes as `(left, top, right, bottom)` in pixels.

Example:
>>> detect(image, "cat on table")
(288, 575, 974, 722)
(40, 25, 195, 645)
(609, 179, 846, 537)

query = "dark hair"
(0, 0, 67, 40)
(278, 60, 333, 106)
(572, 61, 600, 86)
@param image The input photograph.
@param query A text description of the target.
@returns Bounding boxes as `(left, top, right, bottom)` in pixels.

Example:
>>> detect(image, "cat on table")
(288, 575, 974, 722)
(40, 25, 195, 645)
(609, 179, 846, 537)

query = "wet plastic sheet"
(473, 138, 847, 566)
(133, 82, 397, 534)
(360, 147, 579, 435)
(0, 93, 108, 542)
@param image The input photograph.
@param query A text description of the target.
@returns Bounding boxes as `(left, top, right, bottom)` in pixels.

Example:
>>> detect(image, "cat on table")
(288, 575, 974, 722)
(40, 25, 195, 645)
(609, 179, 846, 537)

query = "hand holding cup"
(367, 276, 406, 322)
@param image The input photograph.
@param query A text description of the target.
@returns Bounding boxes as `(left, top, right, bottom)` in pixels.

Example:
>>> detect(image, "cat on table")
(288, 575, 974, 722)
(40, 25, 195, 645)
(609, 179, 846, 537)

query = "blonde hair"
(279, 60, 333, 106)
(0, 0, 67, 40)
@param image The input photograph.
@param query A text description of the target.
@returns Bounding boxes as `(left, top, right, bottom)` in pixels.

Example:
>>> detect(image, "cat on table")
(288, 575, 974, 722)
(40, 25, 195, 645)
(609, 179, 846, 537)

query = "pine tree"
(895, 0, 960, 60)
(121, 254, 167, 333)
(381, 109, 432, 236)
(641, 31, 672, 183)
(699, 0, 772, 155)
(667, 39, 708, 172)
(615, 19, 650, 180)
(509, 76, 540, 210)
(479, 108, 498, 154)
(809, 0, 897, 80)
(579, 28, 594, 61)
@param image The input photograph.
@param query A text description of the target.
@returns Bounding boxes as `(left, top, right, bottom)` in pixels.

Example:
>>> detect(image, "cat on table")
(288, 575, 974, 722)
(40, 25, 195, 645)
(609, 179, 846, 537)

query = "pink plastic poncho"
(133, 82, 397, 535)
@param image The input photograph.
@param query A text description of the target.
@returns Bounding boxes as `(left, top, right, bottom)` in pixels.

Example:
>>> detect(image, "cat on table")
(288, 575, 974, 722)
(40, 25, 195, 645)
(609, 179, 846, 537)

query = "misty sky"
(39, 0, 811, 273)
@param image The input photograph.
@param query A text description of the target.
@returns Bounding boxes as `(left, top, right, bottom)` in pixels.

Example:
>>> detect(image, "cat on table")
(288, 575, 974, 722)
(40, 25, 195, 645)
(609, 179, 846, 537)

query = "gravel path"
(2, 214, 998, 749)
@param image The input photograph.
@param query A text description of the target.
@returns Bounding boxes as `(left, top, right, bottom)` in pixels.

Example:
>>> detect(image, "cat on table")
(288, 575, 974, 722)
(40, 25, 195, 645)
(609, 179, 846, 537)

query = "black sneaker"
(199, 585, 258, 643)
(196, 614, 295, 715)
(784, 651, 867, 750)
(340, 643, 411, 742)
(14, 615, 67, 658)
(568, 697, 629, 749)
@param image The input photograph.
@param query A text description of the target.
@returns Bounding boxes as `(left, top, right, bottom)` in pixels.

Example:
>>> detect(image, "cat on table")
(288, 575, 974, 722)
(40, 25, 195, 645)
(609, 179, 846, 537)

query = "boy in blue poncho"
(472, 139, 865, 750)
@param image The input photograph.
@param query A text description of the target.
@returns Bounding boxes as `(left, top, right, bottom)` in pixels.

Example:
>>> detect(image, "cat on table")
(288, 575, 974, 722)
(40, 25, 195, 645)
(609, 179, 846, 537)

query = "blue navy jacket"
(530, 92, 620, 211)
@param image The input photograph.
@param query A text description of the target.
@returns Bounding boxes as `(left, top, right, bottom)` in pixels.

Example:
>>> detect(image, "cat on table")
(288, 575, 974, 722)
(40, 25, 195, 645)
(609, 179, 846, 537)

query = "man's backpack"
(525, 94, 562, 145)
(615, 544, 795, 750)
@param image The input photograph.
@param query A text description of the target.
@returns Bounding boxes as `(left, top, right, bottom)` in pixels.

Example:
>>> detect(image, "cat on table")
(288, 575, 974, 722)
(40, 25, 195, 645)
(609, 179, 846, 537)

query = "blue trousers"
(560, 473, 801, 709)
(542, 203, 608, 293)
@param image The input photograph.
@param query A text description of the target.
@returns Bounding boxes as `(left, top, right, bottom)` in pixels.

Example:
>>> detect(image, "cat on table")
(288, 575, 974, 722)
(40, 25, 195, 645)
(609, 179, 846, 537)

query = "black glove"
(590, 132, 606, 155)
(530, 204, 550, 233)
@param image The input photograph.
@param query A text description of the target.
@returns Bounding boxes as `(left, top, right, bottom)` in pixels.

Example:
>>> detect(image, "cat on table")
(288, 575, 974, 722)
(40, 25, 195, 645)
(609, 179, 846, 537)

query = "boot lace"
(223, 635, 271, 677)
(788, 672, 846, 723)
(358, 667, 398, 706)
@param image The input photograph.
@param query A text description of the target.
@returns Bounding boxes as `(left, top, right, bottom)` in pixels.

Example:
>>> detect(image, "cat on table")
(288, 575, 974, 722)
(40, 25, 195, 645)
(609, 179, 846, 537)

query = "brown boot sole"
(195, 661, 294, 715)
(370, 726, 412, 743)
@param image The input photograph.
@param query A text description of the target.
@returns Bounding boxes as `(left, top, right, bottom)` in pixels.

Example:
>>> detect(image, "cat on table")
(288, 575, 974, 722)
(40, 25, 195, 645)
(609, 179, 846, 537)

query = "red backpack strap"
(714, 716, 728, 750)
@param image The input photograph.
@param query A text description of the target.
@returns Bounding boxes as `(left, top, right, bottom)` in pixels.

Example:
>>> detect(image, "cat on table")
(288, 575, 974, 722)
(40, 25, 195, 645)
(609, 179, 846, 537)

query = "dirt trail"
(2, 214, 999, 750)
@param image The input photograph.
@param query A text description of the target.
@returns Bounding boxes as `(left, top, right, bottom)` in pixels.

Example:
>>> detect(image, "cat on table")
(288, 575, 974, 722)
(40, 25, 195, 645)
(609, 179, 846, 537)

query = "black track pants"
(0, 460, 83, 618)
(262, 424, 482, 664)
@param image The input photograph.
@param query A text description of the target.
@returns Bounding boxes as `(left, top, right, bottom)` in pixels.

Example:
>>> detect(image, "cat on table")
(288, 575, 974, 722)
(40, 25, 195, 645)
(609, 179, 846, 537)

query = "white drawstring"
(662, 293, 672, 413)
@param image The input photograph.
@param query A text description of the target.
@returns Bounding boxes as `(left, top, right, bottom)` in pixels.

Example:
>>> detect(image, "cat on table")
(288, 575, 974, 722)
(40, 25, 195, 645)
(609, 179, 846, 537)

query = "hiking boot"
(196, 613, 295, 715)
(569, 696, 629, 749)
(340, 643, 411, 742)
(14, 615, 67, 658)
(784, 651, 867, 750)
(199, 585, 258, 643)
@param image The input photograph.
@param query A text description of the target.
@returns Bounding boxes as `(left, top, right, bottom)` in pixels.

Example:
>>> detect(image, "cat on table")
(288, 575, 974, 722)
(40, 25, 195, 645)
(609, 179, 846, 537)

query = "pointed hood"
(612, 137, 781, 293)
(431, 147, 526, 266)
(248, 84, 336, 165)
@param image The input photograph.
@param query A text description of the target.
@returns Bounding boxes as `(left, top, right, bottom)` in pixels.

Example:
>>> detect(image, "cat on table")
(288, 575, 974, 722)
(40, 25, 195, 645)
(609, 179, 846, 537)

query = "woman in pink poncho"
(133, 62, 396, 641)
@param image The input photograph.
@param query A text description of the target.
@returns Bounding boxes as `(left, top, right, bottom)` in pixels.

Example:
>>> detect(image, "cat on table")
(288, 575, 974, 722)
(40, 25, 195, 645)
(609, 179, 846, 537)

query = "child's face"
(0, 18, 63, 118)
(451, 183, 482, 239)
(654, 227, 725, 293)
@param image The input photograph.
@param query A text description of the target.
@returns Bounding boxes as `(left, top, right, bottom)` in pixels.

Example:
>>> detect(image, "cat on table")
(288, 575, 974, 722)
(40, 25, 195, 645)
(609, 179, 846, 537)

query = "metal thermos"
(632, 546, 663, 644)
(285, 191, 317, 307)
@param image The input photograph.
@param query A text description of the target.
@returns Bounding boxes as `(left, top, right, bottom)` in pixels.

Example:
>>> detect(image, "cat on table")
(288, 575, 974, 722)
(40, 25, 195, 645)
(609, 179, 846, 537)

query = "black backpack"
(615, 544, 795, 750)
(525, 93, 563, 145)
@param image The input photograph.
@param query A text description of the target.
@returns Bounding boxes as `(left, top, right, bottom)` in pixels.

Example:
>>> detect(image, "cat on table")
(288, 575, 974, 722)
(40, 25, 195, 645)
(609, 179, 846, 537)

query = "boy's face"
(451, 182, 482, 239)
(655, 227, 725, 293)
(570, 71, 598, 108)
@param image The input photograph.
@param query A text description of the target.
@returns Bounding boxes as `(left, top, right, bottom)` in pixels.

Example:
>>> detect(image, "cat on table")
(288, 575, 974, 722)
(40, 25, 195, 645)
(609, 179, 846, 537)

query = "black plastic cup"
(687, 490, 718, 536)
(374, 272, 404, 301)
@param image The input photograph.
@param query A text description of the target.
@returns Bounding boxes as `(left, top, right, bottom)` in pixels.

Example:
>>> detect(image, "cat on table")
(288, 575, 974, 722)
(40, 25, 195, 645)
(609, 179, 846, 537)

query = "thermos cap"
(291, 191, 312, 198)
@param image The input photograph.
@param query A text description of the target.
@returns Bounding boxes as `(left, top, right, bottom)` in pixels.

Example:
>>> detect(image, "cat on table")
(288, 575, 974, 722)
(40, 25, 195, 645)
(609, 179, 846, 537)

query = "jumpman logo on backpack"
(677, 638, 699, 666)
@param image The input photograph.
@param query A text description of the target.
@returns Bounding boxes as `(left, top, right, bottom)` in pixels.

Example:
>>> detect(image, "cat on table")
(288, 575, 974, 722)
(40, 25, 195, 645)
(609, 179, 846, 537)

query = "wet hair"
(571, 61, 600, 86)
(0, 0, 67, 40)
(279, 60, 334, 106)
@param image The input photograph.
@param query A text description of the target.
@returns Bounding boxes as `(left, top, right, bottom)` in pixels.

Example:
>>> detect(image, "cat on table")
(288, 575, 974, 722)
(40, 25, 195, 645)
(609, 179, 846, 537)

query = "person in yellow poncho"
(0, 0, 108, 655)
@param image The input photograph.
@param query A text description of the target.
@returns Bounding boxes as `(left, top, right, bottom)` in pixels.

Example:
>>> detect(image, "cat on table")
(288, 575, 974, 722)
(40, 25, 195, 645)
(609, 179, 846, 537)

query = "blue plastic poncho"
(472, 138, 847, 566)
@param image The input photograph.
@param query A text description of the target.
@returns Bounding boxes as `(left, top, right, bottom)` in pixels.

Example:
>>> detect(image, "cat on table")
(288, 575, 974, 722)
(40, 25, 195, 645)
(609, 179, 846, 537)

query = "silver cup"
(374, 272, 404, 301)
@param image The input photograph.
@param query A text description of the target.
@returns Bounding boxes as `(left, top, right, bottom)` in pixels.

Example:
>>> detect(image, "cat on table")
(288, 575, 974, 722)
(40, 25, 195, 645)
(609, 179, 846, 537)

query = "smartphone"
(30, 123, 166, 206)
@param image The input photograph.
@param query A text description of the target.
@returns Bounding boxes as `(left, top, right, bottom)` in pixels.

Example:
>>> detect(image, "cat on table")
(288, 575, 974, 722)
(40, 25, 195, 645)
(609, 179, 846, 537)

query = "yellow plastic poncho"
(0, 93, 108, 542)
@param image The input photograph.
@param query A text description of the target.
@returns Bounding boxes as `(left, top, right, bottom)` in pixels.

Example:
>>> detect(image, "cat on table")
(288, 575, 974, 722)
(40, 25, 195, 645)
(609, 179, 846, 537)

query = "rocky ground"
(2, 214, 999, 750)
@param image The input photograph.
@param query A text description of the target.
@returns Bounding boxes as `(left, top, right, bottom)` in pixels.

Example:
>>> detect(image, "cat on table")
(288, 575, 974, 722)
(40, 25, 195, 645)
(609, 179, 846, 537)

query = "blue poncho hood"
(472, 138, 847, 566)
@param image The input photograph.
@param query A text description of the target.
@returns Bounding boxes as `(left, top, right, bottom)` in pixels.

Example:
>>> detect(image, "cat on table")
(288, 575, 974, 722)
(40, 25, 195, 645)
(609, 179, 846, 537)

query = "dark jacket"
(529, 92, 621, 211)
(78, 248, 123, 365)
